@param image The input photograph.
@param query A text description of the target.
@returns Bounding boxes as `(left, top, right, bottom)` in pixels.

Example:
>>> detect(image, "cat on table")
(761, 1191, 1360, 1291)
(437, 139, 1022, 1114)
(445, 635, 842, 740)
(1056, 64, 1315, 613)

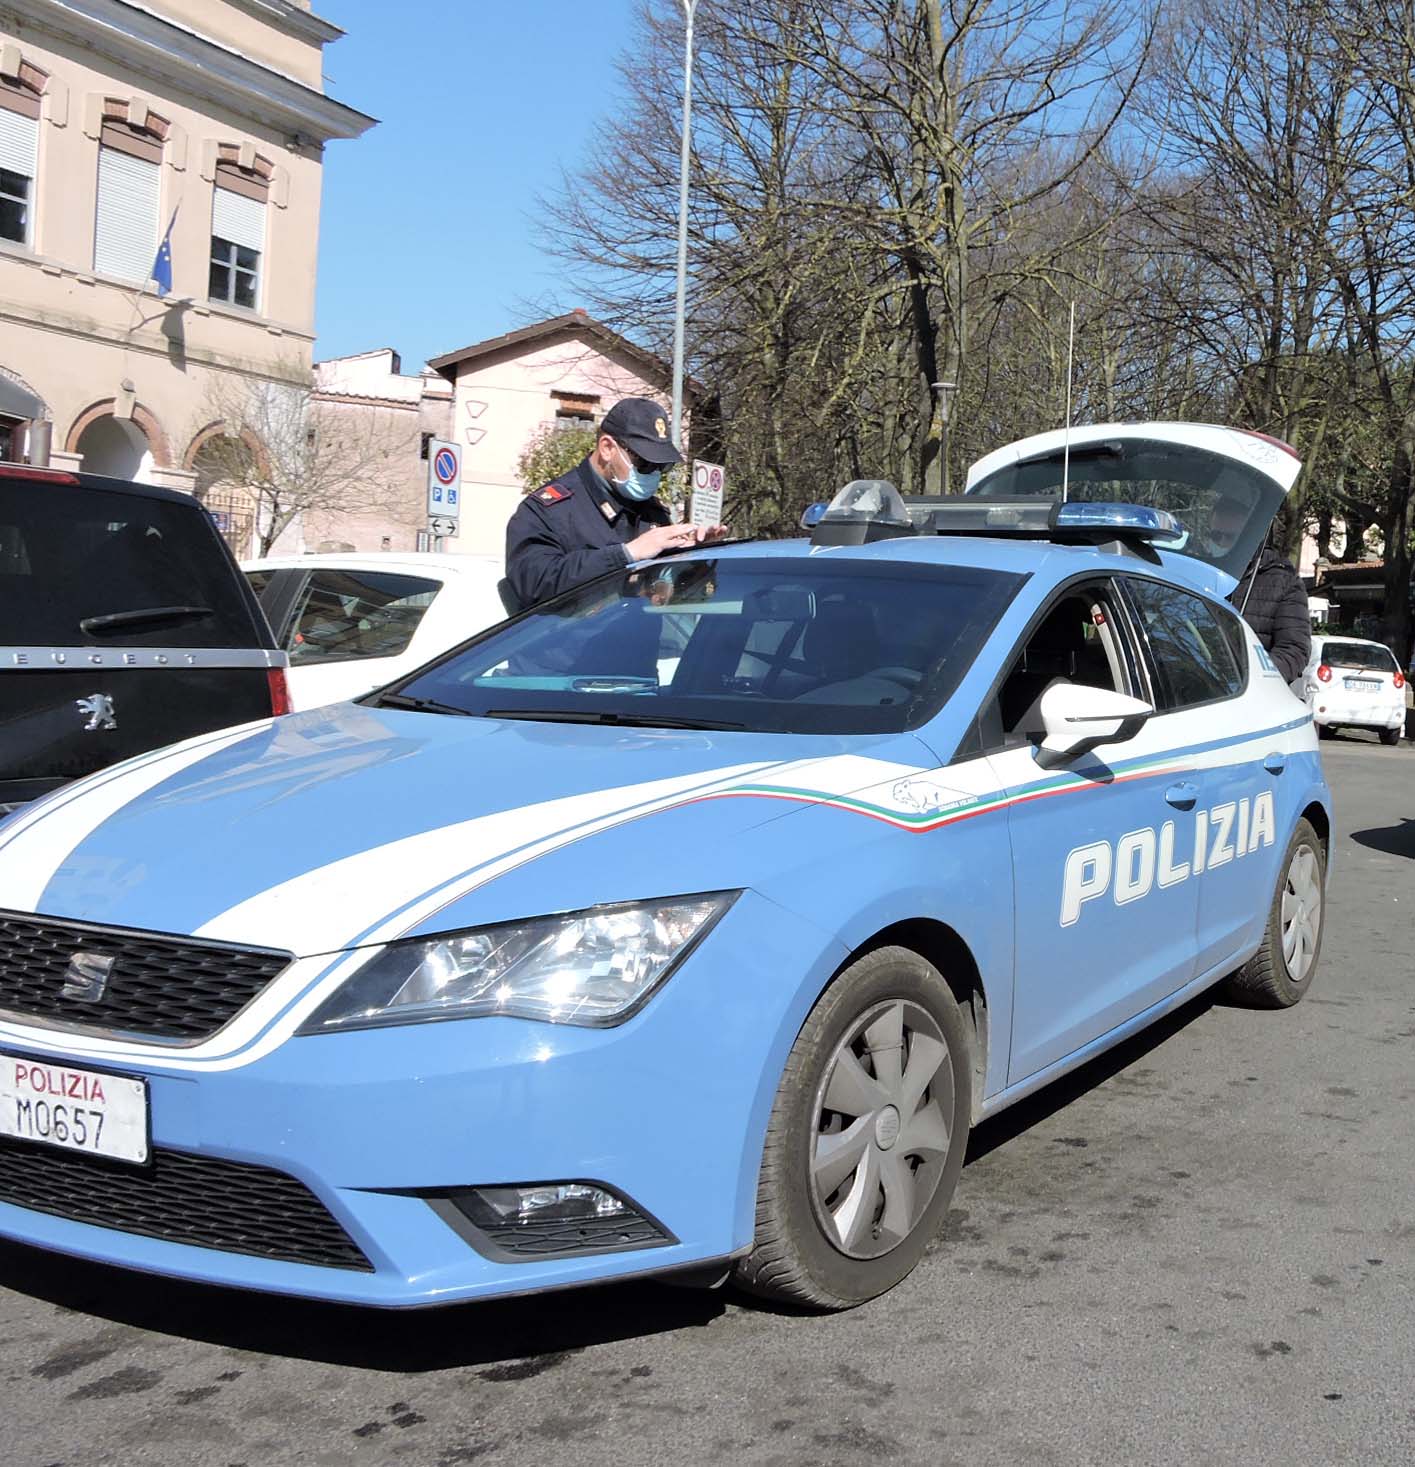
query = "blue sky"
(313, 1, 636, 372)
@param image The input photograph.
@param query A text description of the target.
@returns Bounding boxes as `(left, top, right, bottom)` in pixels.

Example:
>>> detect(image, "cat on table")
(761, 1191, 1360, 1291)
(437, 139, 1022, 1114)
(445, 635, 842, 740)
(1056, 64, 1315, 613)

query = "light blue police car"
(0, 422, 1329, 1311)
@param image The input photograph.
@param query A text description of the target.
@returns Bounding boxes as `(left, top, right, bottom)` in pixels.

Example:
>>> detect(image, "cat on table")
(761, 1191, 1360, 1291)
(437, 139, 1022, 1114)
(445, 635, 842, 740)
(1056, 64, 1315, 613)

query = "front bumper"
(0, 891, 841, 1306)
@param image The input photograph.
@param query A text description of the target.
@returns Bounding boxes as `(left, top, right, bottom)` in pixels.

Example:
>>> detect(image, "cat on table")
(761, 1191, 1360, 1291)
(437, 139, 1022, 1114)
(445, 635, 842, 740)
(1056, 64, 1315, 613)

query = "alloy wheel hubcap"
(810, 999, 955, 1261)
(1280, 844, 1322, 983)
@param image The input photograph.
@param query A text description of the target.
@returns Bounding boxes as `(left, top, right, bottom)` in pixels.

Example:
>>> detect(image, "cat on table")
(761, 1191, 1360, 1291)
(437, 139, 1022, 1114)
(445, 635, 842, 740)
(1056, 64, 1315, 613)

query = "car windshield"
(1321, 641, 1396, 673)
(380, 556, 1026, 735)
(967, 437, 1286, 580)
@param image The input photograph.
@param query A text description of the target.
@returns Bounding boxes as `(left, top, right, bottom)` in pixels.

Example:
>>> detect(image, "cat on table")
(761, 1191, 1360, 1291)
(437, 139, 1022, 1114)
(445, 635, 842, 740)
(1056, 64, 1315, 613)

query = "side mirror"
(1034, 683, 1154, 769)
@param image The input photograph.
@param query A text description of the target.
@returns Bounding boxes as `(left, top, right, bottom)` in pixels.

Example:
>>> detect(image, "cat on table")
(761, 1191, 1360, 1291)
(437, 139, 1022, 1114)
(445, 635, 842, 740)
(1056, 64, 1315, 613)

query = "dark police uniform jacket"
(504, 456, 671, 610)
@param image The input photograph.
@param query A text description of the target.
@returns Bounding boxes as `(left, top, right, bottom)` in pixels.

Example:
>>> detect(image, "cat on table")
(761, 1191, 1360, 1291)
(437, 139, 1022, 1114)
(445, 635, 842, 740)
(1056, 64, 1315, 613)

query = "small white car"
(242, 552, 507, 710)
(1303, 633, 1407, 744)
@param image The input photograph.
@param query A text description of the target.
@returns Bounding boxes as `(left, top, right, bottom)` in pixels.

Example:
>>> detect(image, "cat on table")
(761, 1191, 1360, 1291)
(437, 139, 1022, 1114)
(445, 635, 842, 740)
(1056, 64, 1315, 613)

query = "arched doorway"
(75, 415, 154, 481)
(189, 431, 257, 557)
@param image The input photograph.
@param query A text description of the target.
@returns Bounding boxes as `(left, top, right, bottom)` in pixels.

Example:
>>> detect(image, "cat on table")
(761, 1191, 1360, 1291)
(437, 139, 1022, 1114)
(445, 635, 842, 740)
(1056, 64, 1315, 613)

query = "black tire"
(732, 946, 972, 1310)
(1317, 724, 1335, 740)
(1222, 818, 1326, 1008)
(1379, 727, 1400, 746)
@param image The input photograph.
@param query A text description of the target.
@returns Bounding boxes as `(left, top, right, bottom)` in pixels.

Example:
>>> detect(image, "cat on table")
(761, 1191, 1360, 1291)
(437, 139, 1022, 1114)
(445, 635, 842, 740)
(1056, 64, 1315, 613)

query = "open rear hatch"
(965, 422, 1301, 596)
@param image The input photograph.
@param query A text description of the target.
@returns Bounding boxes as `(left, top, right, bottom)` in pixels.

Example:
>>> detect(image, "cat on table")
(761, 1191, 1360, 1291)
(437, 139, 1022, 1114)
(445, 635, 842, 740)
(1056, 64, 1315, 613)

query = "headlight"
(299, 892, 738, 1034)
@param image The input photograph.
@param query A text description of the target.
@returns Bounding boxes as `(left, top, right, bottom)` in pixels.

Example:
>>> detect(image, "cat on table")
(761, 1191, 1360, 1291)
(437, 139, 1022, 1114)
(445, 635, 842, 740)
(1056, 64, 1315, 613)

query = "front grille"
(0, 1136, 373, 1271)
(0, 911, 291, 1042)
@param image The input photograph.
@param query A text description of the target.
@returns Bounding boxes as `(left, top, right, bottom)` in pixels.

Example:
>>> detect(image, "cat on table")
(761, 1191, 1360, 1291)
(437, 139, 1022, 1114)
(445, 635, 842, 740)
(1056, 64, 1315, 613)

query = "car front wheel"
(1222, 817, 1326, 1008)
(733, 946, 972, 1310)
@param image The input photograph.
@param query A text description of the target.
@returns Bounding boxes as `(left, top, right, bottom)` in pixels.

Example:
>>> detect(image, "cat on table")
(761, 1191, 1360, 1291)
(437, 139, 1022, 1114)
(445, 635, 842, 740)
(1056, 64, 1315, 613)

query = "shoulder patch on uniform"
(537, 484, 571, 504)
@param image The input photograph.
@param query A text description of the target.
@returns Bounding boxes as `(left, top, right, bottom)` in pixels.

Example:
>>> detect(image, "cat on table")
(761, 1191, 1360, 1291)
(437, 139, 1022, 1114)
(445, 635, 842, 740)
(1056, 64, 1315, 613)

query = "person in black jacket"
(1208, 495, 1312, 683)
(504, 398, 723, 610)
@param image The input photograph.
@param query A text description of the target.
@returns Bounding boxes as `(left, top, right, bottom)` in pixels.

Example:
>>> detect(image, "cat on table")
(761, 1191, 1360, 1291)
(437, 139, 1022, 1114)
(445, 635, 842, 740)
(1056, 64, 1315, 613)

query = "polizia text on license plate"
(0, 1054, 149, 1164)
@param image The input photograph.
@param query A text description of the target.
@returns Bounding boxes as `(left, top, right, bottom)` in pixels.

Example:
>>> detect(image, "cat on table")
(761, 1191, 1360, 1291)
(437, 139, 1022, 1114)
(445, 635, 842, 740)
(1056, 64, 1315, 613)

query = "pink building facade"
(428, 310, 697, 557)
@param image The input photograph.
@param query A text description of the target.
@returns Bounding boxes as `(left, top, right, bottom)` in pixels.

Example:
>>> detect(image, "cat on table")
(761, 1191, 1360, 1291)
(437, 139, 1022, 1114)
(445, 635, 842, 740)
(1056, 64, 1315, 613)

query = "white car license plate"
(1343, 677, 1380, 691)
(0, 1053, 149, 1165)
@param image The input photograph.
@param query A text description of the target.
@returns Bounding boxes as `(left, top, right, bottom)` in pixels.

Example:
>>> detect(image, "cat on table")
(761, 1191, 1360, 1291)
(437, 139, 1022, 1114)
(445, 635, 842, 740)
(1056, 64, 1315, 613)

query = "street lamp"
(670, 0, 698, 454)
(932, 380, 956, 494)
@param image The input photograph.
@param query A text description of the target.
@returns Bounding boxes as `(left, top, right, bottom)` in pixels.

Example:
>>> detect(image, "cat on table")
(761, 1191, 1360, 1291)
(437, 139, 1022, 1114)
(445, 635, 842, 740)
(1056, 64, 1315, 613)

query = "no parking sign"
(426, 438, 462, 531)
(691, 460, 725, 527)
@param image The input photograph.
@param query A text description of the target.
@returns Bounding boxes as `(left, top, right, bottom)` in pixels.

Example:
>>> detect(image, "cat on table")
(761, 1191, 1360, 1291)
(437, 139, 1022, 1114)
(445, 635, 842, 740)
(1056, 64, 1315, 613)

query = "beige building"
(302, 346, 453, 555)
(0, 0, 371, 545)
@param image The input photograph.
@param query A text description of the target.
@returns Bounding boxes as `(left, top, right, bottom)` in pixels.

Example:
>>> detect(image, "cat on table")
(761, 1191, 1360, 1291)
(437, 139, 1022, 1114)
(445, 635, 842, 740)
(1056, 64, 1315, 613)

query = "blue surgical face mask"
(611, 444, 661, 502)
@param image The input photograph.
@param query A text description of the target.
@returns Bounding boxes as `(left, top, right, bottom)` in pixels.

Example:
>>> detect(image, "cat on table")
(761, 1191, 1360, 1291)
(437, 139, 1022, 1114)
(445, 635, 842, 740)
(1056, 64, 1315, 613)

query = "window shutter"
(212, 185, 264, 253)
(94, 145, 159, 281)
(0, 105, 37, 177)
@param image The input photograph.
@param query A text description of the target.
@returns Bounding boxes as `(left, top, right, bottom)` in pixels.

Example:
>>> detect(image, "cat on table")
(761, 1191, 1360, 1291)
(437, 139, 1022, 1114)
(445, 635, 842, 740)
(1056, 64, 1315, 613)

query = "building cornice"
(220, 0, 343, 47)
(1, 0, 375, 142)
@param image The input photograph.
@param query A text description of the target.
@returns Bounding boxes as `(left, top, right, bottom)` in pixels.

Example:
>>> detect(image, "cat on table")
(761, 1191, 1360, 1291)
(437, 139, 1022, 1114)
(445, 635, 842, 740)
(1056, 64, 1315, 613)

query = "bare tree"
(193, 365, 421, 556)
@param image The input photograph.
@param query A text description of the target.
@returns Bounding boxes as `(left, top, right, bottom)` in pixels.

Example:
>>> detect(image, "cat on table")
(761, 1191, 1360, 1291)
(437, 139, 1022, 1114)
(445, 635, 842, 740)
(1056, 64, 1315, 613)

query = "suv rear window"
(1, 479, 263, 647)
(1320, 641, 1396, 673)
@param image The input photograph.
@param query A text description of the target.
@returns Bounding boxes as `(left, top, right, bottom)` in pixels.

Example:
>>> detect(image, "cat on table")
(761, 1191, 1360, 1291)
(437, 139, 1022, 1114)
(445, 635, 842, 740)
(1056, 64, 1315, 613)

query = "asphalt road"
(0, 737, 1411, 1467)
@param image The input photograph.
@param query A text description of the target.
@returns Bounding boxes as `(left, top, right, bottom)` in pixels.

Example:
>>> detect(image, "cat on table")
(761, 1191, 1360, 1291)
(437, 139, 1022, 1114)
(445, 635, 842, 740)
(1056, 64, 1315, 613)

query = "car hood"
(0, 701, 942, 955)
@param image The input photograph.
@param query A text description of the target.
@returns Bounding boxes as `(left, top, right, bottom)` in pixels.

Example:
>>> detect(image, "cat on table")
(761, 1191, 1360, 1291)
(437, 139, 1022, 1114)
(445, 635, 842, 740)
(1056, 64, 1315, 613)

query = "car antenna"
(1061, 301, 1076, 503)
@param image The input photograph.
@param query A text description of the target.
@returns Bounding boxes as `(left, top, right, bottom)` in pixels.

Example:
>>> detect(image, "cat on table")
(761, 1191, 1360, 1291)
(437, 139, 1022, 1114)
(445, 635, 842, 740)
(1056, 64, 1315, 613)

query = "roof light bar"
(807, 487, 1187, 547)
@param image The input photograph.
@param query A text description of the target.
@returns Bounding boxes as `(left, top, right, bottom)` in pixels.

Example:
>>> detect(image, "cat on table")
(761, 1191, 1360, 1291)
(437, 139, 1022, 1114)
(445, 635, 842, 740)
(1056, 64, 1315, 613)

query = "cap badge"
(654, 417, 668, 439)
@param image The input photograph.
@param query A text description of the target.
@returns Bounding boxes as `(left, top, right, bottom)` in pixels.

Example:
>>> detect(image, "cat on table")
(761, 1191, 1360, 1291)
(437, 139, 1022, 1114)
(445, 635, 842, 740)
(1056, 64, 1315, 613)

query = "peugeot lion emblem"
(60, 951, 116, 1003)
(75, 693, 117, 731)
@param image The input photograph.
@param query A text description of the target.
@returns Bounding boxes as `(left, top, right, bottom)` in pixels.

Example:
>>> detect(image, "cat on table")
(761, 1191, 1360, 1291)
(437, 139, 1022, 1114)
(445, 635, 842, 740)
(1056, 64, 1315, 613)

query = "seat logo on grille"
(60, 951, 115, 1003)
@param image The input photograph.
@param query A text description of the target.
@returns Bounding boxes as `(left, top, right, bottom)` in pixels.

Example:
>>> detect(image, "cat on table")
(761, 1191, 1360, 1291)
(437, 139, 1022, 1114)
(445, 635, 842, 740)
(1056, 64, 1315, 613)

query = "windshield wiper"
(487, 708, 746, 731)
(375, 692, 475, 716)
(79, 605, 213, 634)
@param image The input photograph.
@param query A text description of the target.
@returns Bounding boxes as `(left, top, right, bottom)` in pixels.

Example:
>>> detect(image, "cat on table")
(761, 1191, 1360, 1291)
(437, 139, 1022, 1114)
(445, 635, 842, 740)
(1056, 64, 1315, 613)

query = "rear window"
(284, 569, 441, 665)
(968, 437, 1287, 581)
(1320, 641, 1396, 673)
(0, 479, 262, 647)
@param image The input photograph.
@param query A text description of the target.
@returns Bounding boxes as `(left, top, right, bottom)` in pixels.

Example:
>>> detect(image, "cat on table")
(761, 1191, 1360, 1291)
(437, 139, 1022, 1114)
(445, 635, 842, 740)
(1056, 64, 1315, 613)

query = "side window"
(0, 82, 39, 246)
(1125, 577, 1242, 711)
(994, 583, 1132, 742)
(285, 570, 441, 666)
(94, 119, 164, 282)
(1216, 603, 1250, 680)
(209, 162, 267, 310)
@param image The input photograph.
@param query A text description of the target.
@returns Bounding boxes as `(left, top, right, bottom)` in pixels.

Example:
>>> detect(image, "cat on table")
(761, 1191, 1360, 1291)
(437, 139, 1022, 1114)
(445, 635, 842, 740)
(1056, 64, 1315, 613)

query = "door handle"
(1164, 781, 1199, 809)
(1263, 752, 1286, 775)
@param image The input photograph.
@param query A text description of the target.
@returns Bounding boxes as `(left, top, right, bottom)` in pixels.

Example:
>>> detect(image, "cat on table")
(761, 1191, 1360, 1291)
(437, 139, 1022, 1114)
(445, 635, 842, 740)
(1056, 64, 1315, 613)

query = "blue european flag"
(152, 206, 178, 297)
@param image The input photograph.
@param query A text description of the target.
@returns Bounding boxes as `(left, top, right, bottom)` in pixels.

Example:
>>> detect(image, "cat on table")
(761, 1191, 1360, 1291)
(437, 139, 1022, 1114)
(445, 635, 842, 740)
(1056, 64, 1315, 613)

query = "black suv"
(1, 464, 288, 815)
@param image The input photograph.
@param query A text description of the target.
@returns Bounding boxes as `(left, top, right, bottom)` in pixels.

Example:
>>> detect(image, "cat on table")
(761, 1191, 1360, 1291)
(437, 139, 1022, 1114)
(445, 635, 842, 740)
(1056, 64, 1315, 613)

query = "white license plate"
(0, 1053, 149, 1165)
(1343, 677, 1381, 691)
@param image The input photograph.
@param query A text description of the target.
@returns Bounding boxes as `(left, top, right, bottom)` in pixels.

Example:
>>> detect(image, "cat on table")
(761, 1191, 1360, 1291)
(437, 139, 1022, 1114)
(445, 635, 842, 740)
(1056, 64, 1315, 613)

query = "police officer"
(505, 397, 719, 609)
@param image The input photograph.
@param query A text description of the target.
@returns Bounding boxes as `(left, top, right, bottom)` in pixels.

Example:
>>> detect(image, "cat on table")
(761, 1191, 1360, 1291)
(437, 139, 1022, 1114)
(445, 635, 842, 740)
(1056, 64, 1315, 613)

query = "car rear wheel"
(733, 946, 972, 1310)
(1222, 818, 1325, 1008)
(1379, 727, 1400, 746)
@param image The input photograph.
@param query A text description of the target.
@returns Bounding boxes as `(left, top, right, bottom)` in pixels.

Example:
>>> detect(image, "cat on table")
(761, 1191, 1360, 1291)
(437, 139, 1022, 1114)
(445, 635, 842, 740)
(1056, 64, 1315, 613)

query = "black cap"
(600, 397, 683, 466)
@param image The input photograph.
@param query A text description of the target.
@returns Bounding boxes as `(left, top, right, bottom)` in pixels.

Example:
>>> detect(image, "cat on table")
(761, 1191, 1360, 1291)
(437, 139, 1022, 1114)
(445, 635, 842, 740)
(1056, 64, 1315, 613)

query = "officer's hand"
(625, 522, 701, 561)
(693, 523, 730, 544)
